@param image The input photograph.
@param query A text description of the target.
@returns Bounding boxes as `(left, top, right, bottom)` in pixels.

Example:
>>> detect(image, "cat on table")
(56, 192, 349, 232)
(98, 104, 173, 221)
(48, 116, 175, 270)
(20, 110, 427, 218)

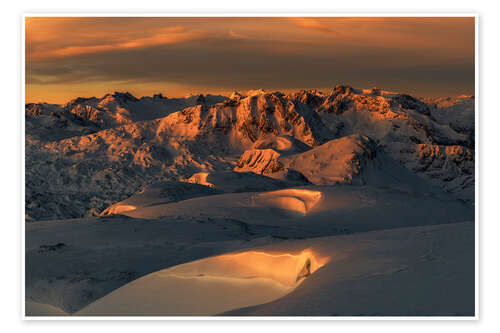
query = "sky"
(25, 17, 475, 104)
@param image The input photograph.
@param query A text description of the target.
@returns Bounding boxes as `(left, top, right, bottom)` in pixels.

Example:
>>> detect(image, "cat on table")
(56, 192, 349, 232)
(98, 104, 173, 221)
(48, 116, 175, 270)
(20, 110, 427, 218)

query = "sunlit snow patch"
(185, 172, 215, 188)
(76, 249, 329, 316)
(252, 188, 323, 215)
(100, 204, 136, 216)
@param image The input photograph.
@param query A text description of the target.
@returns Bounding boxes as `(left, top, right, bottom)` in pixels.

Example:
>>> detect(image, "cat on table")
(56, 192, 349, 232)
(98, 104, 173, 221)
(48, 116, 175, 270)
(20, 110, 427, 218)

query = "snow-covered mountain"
(25, 86, 475, 221)
(26, 91, 227, 143)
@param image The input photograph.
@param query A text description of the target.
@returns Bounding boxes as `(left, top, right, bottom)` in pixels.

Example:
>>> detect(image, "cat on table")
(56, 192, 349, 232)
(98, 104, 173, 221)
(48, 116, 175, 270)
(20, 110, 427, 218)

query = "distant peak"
(152, 93, 166, 100)
(230, 91, 244, 100)
(196, 94, 206, 104)
(247, 89, 266, 97)
(457, 94, 474, 99)
(331, 84, 354, 95)
(370, 87, 381, 96)
(111, 91, 138, 101)
(67, 96, 98, 105)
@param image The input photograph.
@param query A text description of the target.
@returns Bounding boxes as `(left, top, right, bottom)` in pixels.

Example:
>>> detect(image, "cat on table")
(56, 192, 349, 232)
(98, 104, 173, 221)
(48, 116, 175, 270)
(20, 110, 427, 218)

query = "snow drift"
(76, 249, 329, 316)
(252, 189, 323, 215)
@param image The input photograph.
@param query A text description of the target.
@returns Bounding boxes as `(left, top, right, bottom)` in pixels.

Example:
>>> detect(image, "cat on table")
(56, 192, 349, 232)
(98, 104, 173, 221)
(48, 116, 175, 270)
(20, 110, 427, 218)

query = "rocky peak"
(230, 91, 244, 100)
(390, 94, 431, 116)
(111, 91, 139, 103)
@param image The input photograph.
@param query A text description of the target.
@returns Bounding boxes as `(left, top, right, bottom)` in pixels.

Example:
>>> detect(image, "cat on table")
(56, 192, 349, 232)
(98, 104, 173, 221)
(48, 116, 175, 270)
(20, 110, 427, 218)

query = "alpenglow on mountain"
(25, 85, 474, 221)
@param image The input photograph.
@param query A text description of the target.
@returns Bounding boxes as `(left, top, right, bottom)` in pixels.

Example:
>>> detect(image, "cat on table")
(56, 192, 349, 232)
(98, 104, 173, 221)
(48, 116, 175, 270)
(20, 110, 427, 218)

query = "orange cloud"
(26, 18, 203, 60)
(288, 17, 474, 56)
(290, 17, 341, 35)
(48, 29, 200, 58)
(228, 29, 249, 40)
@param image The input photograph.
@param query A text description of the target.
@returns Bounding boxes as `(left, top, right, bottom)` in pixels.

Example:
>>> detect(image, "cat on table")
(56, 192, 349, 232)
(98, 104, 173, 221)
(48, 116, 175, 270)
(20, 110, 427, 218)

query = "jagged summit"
(65, 96, 100, 106)
(230, 91, 244, 100)
(160, 90, 334, 147)
(246, 88, 266, 97)
(151, 93, 165, 99)
(104, 91, 139, 102)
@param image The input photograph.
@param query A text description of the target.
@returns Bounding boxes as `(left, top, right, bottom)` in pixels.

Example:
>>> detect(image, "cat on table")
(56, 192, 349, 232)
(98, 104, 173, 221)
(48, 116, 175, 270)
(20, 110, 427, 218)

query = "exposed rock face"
(235, 149, 284, 176)
(387, 143, 475, 200)
(289, 88, 474, 196)
(390, 94, 431, 116)
(428, 95, 475, 145)
(161, 92, 334, 147)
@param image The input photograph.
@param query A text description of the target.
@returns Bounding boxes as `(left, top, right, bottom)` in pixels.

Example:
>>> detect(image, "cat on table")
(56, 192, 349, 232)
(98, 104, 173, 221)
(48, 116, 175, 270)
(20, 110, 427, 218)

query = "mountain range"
(25, 85, 474, 221)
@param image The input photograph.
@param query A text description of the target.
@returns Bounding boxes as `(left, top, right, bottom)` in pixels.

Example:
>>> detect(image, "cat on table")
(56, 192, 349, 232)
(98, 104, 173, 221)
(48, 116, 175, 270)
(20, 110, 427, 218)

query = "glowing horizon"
(26, 17, 475, 104)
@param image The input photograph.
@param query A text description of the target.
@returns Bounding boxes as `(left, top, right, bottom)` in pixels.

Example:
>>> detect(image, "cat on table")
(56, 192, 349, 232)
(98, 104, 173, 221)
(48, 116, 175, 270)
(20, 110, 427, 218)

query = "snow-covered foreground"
(26, 219, 474, 316)
(223, 222, 475, 316)
(26, 181, 474, 316)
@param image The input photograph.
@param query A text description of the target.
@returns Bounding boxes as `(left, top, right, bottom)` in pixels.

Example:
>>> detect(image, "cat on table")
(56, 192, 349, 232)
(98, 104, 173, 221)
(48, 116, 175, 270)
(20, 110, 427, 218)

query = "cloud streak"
(27, 23, 203, 59)
(289, 18, 342, 35)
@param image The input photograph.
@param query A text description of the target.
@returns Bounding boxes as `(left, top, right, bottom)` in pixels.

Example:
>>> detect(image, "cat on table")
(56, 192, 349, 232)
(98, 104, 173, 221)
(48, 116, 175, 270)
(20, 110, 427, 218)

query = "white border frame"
(20, 12, 479, 321)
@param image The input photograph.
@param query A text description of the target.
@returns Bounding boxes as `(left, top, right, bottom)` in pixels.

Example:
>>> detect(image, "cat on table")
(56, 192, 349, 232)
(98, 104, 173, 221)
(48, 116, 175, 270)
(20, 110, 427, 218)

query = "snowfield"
(25, 86, 475, 317)
(26, 218, 474, 316)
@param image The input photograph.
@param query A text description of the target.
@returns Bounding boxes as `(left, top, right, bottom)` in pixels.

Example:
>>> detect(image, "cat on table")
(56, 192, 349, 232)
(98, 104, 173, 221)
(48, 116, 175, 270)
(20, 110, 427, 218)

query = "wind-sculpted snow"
(252, 135, 311, 155)
(76, 249, 329, 316)
(253, 189, 323, 215)
(100, 181, 218, 216)
(26, 86, 474, 220)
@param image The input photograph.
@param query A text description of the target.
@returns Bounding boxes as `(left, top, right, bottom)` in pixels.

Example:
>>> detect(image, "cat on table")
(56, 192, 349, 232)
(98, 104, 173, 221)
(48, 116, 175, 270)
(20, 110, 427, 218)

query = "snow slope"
(100, 181, 218, 216)
(105, 185, 472, 235)
(77, 249, 329, 316)
(224, 222, 474, 316)
(235, 135, 376, 184)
